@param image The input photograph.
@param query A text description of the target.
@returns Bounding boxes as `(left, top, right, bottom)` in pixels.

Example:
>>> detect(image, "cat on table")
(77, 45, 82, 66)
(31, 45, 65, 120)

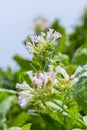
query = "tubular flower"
(46, 28, 62, 43)
(26, 29, 62, 55)
(16, 82, 34, 108)
(27, 71, 58, 89)
(49, 65, 85, 89)
(16, 65, 85, 109)
(16, 68, 59, 109)
(33, 17, 49, 32)
(54, 65, 83, 87)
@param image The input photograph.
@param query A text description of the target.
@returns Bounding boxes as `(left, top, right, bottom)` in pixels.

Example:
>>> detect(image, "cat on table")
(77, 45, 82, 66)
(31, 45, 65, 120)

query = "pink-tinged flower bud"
(26, 42, 33, 54)
(46, 28, 62, 42)
(53, 31, 62, 40)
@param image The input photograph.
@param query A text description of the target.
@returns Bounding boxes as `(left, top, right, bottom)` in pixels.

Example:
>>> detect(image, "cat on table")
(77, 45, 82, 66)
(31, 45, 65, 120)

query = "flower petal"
(16, 82, 29, 90)
(55, 66, 69, 80)
(73, 66, 83, 77)
(27, 71, 33, 81)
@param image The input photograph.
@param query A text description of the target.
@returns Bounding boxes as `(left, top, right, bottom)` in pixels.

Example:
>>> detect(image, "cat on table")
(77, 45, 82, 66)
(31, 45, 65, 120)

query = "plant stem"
(0, 88, 17, 94)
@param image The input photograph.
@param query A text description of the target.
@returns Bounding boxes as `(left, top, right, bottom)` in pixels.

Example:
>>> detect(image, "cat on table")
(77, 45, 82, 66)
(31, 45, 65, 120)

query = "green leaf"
(13, 55, 36, 71)
(0, 96, 15, 116)
(9, 112, 29, 127)
(42, 114, 65, 130)
(18, 71, 31, 84)
(71, 44, 87, 65)
(49, 109, 64, 127)
(0, 67, 17, 90)
(0, 96, 16, 130)
(64, 116, 75, 130)
(0, 93, 9, 102)
(67, 101, 79, 119)
(8, 123, 31, 130)
(22, 123, 31, 130)
(73, 77, 87, 114)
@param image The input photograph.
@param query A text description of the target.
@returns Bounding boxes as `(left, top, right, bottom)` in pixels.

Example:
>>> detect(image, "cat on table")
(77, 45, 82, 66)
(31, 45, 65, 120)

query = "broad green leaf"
(71, 44, 87, 65)
(49, 109, 64, 126)
(67, 101, 79, 119)
(64, 116, 75, 130)
(73, 77, 87, 114)
(8, 123, 31, 130)
(42, 114, 65, 130)
(0, 93, 9, 102)
(0, 67, 17, 90)
(13, 55, 36, 71)
(9, 112, 29, 127)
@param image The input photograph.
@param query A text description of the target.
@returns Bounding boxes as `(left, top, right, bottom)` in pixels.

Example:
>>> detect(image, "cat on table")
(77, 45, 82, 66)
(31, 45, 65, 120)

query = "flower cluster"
(27, 71, 57, 89)
(16, 65, 84, 109)
(16, 68, 58, 108)
(26, 28, 62, 56)
(33, 17, 49, 32)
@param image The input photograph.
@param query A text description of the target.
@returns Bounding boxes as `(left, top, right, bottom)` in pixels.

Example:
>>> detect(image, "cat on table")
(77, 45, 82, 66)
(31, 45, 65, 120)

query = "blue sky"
(0, 0, 87, 68)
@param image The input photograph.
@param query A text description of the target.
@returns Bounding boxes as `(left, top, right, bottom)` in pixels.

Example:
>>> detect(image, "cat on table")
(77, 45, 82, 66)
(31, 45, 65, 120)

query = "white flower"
(26, 29, 62, 55)
(53, 31, 62, 41)
(46, 28, 62, 42)
(35, 36, 46, 44)
(18, 93, 34, 108)
(54, 65, 85, 85)
(18, 95, 28, 108)
(49, 65, 54, 72)
(16, 70, 57, 108)
(17, 65, 86, 109)
(71, 65, 87, 84)
(16, 82, 28, 90)
(17, 65, 84, 109)
(33, 17, 49, 31)
(16, 81, 33, 91)
(72, 66, 83, 77)
(26, 42, 34, 54)
(71, 77, 79, 85)
(41, 32, 46, 37)
(53, 79, 58, 86)
(27, 70, 58, 89)
(27, 71, 33, 81)
(16, 82, 34, 108)
(32, 76, 43, 89)
(55, 66, 69, 80)
(46, 28, 54, 40)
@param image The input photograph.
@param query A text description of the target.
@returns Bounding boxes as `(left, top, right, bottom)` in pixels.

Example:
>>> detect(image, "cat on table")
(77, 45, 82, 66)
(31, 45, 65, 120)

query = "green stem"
(0, 88, 17, 94)
(52, 100, 87, 128)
